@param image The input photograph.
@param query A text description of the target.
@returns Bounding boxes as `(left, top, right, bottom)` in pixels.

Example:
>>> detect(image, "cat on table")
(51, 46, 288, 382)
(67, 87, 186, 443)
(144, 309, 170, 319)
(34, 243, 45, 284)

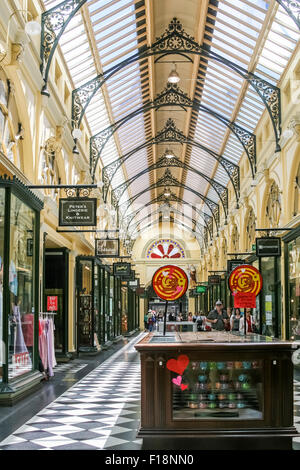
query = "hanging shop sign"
(113, 262, 131, 277)
(152, 265, 188, 301)
(227, 259, 245, 273)
(255, 237, 281, 257)
(95, 238, 120, 258)
(208, 275, 221, 285)
(121, 269, 135, 281)
(59, 198, 97, 226)
(196, 285, 207, 294)
(228, 264, 263, 309)
(128, 279, 140, 289)
(47, 295, 58, 312)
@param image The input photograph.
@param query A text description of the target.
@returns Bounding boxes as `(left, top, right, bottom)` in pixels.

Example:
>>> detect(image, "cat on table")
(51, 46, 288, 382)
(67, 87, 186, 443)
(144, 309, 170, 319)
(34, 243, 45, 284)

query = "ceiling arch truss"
(100, 118, 240, 205)
(69, 17, 281, 154)
(108, 150, 228, 218)
(121, 191, 214, 240)
(88, 83, 256, 182)
(118, 168, 220, 230)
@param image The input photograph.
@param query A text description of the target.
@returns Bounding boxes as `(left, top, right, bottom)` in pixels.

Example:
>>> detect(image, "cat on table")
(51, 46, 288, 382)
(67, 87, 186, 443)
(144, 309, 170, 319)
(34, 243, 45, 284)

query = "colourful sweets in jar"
(199, 401, 207, 409)
(208, 402, 217, 409)
(220, 374, 229, 382)
(235, 361, 243, 369)
(217, 362, 225, 370)
(242, 382, 250, 390)
(237, 402, 245, 409)
(198, 375, 207, 383)
(238, 374, 247, 382)
(218, 394, 227, 400)
(226, 361, 234, 369)
(209, 362, 217, 370)
(208, 393, 216, 401)
(218, 402, 228, 409)
(228, 402, 237, 409)
(242, 361, 251, 369)
(200, 362, 208, 370)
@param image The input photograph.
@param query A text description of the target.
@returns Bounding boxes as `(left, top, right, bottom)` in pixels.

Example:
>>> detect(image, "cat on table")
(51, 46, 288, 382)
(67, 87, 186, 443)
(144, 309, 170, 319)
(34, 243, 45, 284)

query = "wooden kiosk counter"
(135, 331, 299, 450)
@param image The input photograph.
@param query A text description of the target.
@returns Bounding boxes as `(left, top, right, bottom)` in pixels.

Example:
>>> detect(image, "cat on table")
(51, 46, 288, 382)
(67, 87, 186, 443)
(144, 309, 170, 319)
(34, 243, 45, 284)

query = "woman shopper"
(239, 308, 256, 333)
(230, 308, 242, 332)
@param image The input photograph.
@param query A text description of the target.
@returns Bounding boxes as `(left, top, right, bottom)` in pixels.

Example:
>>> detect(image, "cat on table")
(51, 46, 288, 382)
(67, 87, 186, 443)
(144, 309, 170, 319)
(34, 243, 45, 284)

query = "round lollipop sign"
(228, 264, 262, 308)
(152, 265, 188, 301)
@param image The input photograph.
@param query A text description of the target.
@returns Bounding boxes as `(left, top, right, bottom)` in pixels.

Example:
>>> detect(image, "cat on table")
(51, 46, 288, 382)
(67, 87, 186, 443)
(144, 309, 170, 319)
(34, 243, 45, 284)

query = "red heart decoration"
(166, 354, 189, 375)
(181, 384, 188, 391)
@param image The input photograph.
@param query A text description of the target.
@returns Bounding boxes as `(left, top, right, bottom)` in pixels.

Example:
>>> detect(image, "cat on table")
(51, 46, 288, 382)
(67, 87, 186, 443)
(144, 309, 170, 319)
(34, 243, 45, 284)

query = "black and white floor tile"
(1, 333, 300, 450)
(0, 334, 145, 450)
(53, 362, 88, 375)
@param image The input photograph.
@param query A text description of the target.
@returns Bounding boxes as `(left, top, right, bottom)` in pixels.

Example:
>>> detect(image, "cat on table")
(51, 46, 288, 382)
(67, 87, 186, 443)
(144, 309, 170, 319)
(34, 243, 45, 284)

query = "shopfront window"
(260, 257, 281, 338)
(288, 236, 300, 340)
(0, 189, 5, 382)
(78, 260, 93, 349)
(94, 264, 100, 350)
(8, 195, 35, 380)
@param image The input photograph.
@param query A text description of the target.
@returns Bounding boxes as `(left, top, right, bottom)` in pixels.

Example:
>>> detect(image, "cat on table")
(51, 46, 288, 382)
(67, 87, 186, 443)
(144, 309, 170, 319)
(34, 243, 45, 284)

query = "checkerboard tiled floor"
(0, 333, 300, 450)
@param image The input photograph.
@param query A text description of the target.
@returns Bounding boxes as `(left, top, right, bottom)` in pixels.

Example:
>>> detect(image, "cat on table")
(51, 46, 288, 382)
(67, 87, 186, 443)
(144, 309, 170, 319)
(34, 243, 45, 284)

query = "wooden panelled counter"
(135, 332, 299, 450)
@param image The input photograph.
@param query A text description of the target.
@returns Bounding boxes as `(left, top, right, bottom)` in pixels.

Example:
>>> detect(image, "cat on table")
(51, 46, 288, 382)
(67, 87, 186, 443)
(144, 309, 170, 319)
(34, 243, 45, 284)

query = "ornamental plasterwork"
(246, 207, 256, 250)
(266, 181, 281, 228)
(231, 225, 239, 253)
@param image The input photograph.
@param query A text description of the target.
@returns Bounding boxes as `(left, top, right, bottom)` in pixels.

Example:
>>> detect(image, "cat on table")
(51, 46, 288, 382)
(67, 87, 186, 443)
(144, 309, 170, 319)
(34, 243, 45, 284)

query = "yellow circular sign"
(152, 265, 189, 301)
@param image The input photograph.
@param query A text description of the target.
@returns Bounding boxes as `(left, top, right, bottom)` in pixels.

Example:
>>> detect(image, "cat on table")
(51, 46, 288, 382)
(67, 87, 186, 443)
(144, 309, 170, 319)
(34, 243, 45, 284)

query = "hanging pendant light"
(168, 63, 180, 84)
(164, 187, 171, 197)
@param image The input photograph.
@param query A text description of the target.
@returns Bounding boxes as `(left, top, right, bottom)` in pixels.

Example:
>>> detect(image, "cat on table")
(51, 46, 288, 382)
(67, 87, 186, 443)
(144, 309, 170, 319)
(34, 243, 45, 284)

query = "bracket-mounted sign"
(255, 237, 281, 257)
(95, 238, 119, 258)
(59, 198, 97, 226)
(113, 262, 131, 277)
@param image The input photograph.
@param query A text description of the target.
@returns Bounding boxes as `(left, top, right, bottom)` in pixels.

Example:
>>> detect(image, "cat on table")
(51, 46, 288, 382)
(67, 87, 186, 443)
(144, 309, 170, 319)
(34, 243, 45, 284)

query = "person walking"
(206, 300, 230, 331)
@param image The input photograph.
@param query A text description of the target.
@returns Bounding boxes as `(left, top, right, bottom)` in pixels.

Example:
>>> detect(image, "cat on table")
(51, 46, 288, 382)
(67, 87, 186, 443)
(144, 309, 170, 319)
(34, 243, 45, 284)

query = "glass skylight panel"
(206, 187, 220, 204)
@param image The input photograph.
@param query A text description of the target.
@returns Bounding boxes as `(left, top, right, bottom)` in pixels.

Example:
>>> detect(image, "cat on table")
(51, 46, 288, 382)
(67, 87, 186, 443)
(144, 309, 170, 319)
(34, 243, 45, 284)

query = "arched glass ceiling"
(42, 0, 299, 233)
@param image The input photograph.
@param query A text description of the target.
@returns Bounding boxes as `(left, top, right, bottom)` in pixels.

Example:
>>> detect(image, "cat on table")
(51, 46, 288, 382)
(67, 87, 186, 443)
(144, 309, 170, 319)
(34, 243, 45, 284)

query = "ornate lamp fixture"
(168, 63, 180, 84)
(0, 10, 41, 64)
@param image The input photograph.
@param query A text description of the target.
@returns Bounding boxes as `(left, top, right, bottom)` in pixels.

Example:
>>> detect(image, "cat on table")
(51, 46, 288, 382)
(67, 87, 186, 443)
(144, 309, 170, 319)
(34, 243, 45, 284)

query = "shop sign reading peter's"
(59, 198, 97, 226)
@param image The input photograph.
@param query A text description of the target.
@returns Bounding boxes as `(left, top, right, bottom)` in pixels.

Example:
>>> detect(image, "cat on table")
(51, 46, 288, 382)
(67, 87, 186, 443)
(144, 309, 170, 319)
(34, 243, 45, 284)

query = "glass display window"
(8, 195, 36, 380)
(172, 359, 263, 421)
(288, 236, 300, 341)
(0, 189, 5, 382)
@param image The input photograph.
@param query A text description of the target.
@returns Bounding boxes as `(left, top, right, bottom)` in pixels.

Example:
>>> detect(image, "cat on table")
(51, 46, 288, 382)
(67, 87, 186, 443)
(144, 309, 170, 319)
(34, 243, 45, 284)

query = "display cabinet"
(135, 331, 299, 449)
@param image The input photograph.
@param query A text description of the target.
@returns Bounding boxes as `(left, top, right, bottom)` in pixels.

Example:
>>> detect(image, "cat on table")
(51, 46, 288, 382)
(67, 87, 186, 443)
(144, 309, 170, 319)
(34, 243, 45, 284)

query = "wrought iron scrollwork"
(118, 169, 220, 229)
(276, 0, 300, 30)
(63, 187, 91, 198)
(41, 0, 88, 94)
(108, 150, 229, 217)
(101, 119, 239, 206)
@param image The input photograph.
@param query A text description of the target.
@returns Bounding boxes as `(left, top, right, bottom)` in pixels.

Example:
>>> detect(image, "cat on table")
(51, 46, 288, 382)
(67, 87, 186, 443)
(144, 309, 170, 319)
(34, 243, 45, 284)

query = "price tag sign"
(47, 296, 58, 312)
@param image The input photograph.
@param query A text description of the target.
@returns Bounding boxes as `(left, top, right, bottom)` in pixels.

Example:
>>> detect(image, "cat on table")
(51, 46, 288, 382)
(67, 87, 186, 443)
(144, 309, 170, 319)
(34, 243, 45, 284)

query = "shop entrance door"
(44, 249, 69, 354)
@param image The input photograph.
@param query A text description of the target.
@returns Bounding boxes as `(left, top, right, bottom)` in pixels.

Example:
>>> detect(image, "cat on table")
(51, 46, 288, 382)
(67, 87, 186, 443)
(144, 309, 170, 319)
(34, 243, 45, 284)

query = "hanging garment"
(13, 305, 30, 355)
(39, 319, 48, 372)
(46, 320, 54, 377)
(21, 313, 34, 347)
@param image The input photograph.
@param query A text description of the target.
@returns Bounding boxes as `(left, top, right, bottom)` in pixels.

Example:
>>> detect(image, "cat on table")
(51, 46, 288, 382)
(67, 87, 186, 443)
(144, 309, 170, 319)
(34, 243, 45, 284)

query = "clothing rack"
(39, 312, 57, 316)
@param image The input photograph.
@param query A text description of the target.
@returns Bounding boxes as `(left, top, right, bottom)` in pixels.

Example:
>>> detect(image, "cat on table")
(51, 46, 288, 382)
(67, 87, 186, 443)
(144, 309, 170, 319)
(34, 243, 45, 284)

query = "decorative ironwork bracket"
(101, 118, 240, 205)
(40, 0, 88, 96)
(276, 0, 300, 30)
